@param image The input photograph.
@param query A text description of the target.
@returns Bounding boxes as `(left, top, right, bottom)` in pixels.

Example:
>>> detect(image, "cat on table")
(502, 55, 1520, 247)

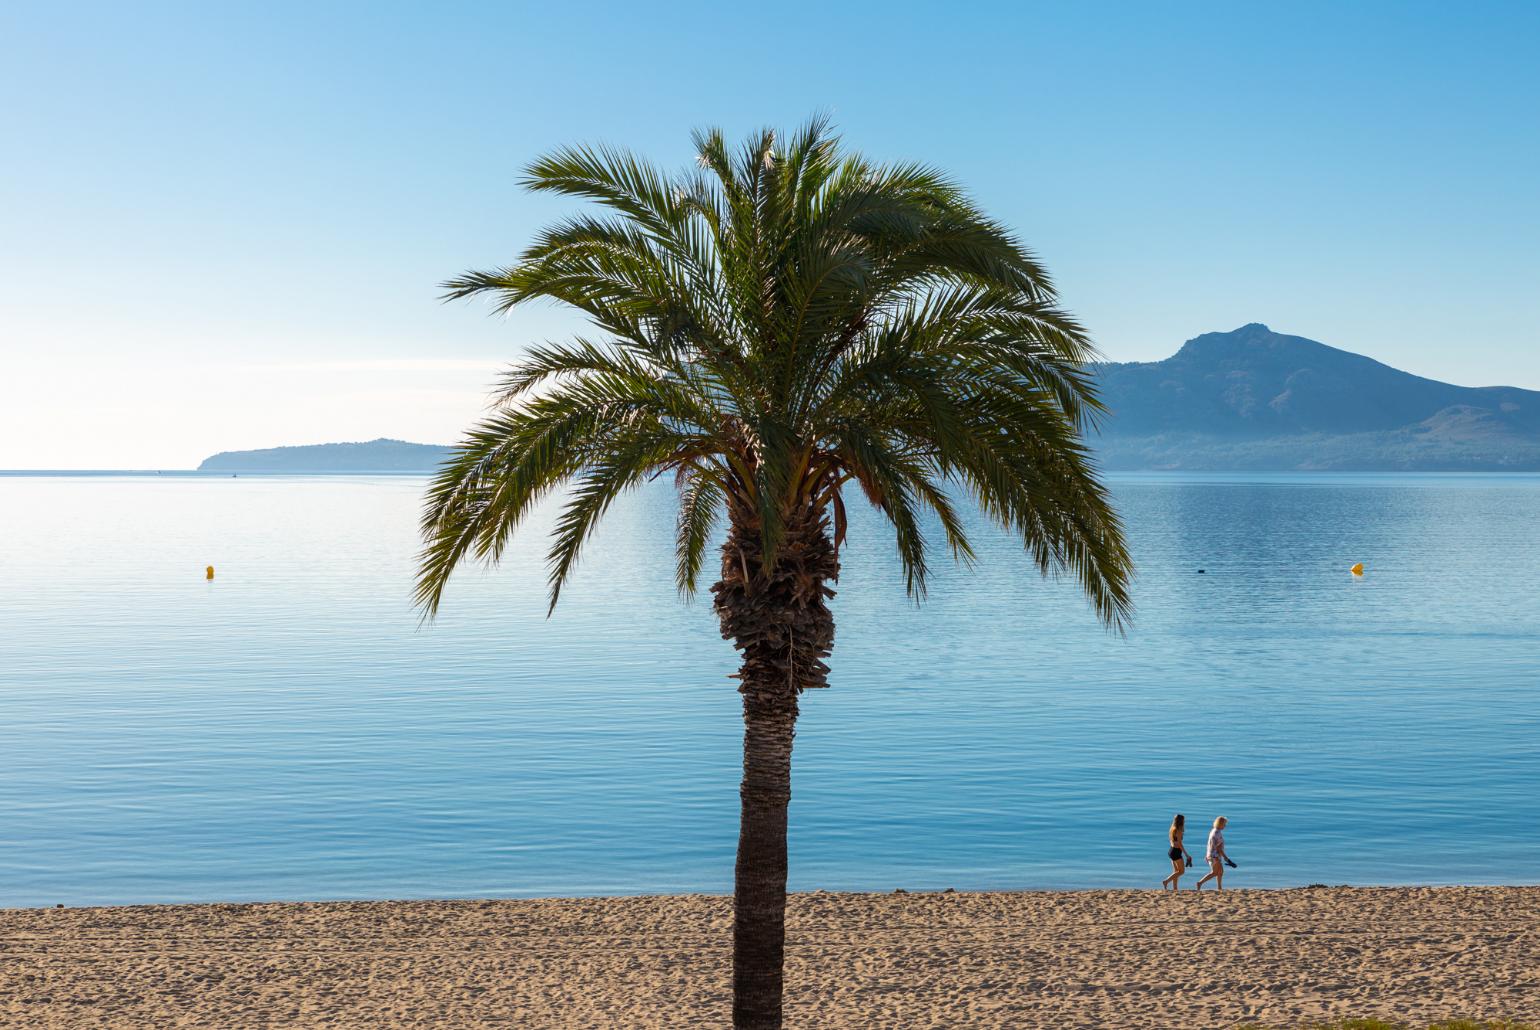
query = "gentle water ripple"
(0, 472, 1537, 905)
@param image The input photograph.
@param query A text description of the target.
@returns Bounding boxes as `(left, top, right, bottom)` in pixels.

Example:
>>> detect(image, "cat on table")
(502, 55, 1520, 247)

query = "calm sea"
(1, 472, 1537, 907)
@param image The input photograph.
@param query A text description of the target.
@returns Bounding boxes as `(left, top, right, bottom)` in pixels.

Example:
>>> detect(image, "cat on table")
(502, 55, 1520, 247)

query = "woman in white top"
(1193, 816, 1228, 891)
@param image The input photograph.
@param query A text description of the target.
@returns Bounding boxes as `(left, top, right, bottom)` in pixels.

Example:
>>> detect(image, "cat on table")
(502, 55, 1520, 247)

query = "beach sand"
(2, 886, 1536, 1028)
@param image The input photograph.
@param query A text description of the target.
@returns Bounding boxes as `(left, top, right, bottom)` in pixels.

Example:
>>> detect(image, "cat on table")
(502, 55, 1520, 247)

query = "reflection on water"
(0, 472, 1537, 905)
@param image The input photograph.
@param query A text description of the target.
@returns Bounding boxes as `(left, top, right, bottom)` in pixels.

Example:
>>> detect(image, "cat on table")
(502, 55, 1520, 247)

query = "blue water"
(1, 472, 1537, 907)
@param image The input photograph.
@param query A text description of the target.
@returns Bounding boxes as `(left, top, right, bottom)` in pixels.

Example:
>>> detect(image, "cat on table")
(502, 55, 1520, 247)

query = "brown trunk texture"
(712, 505, 838, 1030)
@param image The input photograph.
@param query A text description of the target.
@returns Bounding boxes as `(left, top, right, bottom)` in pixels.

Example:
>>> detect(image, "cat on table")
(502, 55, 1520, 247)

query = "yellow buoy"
(206, 565, 215, 580)
(1350, 562, 1364, 576)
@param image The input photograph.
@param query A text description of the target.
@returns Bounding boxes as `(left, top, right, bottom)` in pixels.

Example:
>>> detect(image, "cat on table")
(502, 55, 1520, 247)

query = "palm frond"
(423, 117, 1132, 634)
(675, 469, 725, 595)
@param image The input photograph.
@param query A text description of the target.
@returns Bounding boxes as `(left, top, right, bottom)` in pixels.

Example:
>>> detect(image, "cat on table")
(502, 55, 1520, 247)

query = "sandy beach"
(2, 886, 1535, 1028)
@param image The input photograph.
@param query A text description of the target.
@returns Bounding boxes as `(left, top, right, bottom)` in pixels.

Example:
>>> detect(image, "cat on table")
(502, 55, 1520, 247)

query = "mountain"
(195, 328, 1537, 473)
(1091, 324, 1540, 470)
(197, 438, 453, 472)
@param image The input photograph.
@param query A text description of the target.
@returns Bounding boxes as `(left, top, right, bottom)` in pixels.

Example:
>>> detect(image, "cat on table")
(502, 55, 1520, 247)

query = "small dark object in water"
(1197, 569, 1206, 574)
(893, 888, 908, 895)
(943, 887, 956, 894)
(55, 903, 64, 909)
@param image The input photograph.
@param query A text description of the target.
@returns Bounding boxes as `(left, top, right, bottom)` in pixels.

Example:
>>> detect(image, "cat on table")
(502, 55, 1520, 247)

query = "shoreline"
(6, 879, 1540, 913)
(4, 886, 1536, 1027)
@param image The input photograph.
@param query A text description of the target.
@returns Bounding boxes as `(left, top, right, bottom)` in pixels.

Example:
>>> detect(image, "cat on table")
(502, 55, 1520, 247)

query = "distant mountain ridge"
(198, 328, 1540, 473)
(198, 438, 453, 472)
(1091, 324, 1540, 470)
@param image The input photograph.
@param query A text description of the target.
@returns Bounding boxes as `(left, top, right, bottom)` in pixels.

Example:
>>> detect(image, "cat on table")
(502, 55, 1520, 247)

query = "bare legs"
(1162, 855, 1185, 890)
(1193, 857, 1224, 890)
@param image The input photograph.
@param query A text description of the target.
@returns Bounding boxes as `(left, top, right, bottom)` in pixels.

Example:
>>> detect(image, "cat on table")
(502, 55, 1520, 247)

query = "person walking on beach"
(1194, 816, 1229, 890)
(1162, 814, 1193, 890)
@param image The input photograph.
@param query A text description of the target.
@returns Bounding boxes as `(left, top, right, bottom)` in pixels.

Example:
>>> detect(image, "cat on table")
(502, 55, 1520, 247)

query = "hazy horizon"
(4, 1, 1537, 469)
(13, 320, 1540, 471)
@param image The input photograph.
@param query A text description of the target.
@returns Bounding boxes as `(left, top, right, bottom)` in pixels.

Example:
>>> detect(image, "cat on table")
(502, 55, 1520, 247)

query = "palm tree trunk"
(714, 505, 838, 1030)
(733, 682, 797, 1028)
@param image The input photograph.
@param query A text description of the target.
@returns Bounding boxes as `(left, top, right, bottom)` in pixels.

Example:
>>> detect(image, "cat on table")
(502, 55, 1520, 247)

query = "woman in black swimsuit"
(1162, 813, 1192, 890)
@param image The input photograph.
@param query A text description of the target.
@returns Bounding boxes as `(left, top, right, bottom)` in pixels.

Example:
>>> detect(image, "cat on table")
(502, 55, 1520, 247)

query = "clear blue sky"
(3, 1, 1537, 467)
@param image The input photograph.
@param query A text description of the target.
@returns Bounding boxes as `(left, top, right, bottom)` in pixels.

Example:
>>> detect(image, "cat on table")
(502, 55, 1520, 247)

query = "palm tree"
(416, 117, 1132, 1029)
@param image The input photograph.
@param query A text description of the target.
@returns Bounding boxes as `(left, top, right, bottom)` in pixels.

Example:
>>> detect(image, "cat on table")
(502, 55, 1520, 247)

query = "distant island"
(197, 438, 453, 472)
(197, 328, 1540, 473)
(1092, 323, 1540, 470)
